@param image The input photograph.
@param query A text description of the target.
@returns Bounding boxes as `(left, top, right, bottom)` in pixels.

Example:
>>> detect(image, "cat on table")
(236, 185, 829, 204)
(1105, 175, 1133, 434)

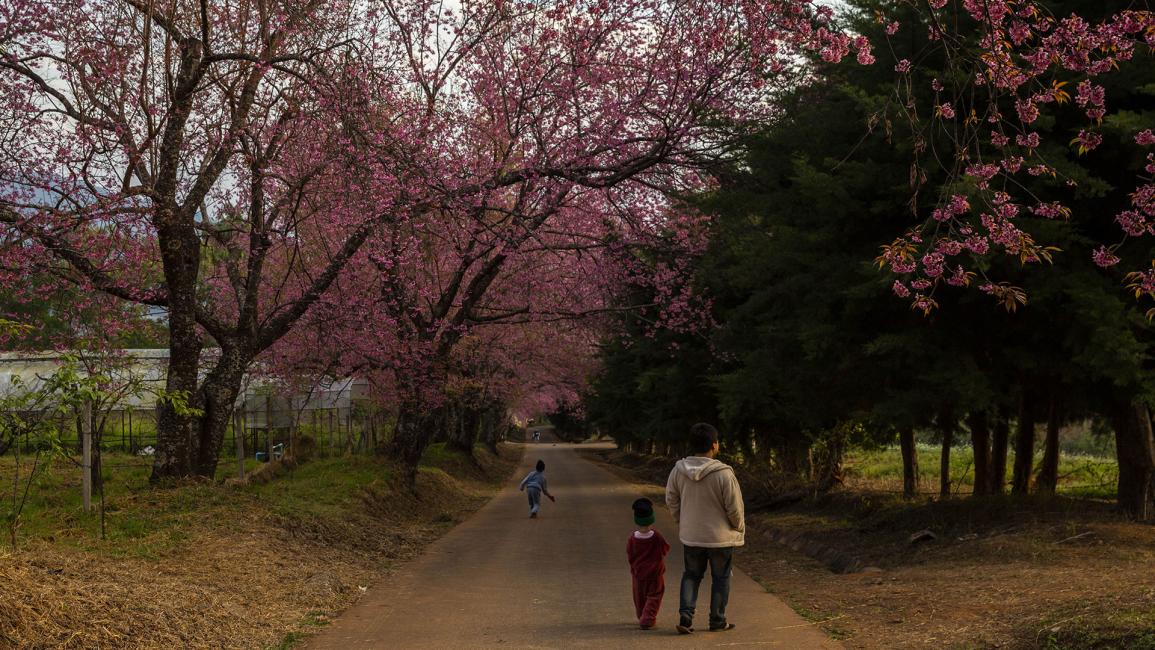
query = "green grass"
(1, 437, 499, 554)
(0, 449, 395, 556)
(844, 444, 1118, 498)
(269, 631, 309, 650)
(216, 457, 264, 480)
(0, 451, 238, 556)
(268, 611, 334, 650)
(419, 442, 464, 466)
(419, 442, 502, 482)
(247, 455, 390, 519)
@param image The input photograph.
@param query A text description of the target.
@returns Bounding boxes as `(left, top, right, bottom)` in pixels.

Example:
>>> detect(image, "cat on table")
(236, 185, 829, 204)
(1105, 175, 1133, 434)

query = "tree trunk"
(88, 406, 105, 494)
(389, 407, 434, 489)
(1112, 402, 1155, 520)
(477, 409, 491, 453)
(1035, 397, 1062, 495)
(189, 349, 250, 479)
(148, 47, 206, 482)
(968, 411, 991, 496)
(151, 296, 203, 481)
(900, 427, 919, 499)
(990, 413, 1010, 495)
(448, 403, 480, 454)
(193, 379, 244, 478)
(1012, 396, 1035, 495)
(939, 418, 955, 499)
(435, 403, 454, 446)
(774, 436, 810, 478)
(480, 405, 503, 455)
(739, 433, 756, 465)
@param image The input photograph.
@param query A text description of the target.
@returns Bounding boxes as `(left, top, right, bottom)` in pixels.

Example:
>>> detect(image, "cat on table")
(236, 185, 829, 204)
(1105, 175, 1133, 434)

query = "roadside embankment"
(0, 443, 521, 649)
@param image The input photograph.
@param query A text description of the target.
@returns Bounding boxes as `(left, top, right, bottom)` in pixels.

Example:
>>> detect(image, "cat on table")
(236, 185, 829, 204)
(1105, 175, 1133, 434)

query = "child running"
(627, 498, 670, 629)
(518, 459, 555, 518)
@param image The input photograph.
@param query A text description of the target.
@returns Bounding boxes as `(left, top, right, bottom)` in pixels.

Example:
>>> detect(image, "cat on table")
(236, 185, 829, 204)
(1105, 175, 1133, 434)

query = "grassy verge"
(845, 444, 1118, 499)
(0, 450, 366, 553)
(0, 442, 521, 649)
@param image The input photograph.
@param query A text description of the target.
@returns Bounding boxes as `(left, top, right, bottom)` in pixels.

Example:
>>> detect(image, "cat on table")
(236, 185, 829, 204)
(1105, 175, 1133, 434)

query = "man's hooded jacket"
(665, 456, 745, 548)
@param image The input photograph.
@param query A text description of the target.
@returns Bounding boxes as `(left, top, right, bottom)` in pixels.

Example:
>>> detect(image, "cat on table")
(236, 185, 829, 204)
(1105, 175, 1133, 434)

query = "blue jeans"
(526, 487, 541, 515)
(679, 546, 733, 628)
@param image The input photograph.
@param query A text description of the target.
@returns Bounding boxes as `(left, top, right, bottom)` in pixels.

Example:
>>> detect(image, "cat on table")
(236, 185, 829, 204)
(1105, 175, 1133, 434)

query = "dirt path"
(307, 443, 840, 649)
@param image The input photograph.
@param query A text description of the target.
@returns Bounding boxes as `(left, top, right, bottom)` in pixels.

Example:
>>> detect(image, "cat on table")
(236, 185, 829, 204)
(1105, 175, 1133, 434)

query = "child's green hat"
(632, 498, 655, 526)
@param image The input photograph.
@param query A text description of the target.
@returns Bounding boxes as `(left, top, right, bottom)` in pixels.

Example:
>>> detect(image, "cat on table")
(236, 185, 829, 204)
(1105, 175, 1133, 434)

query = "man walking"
(665, 423, 744, 634)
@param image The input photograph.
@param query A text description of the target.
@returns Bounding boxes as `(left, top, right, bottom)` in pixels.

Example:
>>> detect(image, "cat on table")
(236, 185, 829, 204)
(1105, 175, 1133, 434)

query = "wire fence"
(4, 403, 391, 462)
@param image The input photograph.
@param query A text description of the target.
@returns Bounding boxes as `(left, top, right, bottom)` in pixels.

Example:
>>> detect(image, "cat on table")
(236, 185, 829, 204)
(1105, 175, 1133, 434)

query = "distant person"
(627, 497, 670, 630)
(665, 423, 744, 634)
(532, 430, 541, 442)
(518, 459, 556, 518)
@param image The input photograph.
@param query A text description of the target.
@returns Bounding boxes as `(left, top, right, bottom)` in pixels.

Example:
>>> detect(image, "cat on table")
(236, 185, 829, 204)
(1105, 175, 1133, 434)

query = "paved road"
(307, 443, 840, 649)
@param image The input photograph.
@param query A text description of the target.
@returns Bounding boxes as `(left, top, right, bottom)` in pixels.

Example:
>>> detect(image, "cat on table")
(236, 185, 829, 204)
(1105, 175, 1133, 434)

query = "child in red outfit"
(627, 498, 670, 629)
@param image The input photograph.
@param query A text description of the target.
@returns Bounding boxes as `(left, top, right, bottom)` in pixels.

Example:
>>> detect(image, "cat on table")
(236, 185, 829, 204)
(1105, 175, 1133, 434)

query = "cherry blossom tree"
(0, 0, 392, 479)
(262, 188, 649, 483)
(0, 0, 864, 481)
(872, 1, 1154, 312)
(863, 0, 1154, 514)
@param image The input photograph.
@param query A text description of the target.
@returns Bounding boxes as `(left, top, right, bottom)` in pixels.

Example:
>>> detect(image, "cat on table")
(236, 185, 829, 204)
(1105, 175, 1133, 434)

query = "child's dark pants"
(632, 574, 665, 627)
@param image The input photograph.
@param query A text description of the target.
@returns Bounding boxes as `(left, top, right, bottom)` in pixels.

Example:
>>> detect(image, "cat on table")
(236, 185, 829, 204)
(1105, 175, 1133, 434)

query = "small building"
(236, 376, 371, 432)
(0, 349, 168, 408)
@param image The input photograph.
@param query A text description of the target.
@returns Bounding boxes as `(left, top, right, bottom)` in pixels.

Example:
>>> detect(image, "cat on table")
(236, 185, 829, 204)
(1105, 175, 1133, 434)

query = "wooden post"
(266, 394, 274, 459)
(247, 411, 256, 455)
(234, 411, 245, 479)
(81, 401, 92, 513)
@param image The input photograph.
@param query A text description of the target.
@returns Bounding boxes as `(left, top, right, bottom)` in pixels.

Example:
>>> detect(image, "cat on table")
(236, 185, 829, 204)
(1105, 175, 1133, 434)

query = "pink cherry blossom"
(1092, 246, 1121, 268)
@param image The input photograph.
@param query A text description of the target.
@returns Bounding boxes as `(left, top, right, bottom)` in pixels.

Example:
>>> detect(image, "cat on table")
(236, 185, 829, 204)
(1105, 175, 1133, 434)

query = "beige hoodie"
(665, 456, 745, 548)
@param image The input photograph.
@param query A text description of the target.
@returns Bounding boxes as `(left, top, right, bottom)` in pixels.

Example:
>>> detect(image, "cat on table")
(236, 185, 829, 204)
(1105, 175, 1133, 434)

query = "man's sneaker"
(676, 617, 693, 634)
(639, 621, 654, 630)
(708, 623, 736, 632)
(530, 512, 537, 518)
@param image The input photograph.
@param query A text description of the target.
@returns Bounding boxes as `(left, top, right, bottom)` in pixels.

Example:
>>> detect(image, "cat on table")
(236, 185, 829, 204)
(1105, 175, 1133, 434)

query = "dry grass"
(0, 510, 367, 648)
(0, 443, 521, 649)
(741, 512, 1155, 649)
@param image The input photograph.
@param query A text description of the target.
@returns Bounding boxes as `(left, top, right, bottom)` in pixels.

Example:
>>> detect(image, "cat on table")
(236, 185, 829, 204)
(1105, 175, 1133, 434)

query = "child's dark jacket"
(626, 530, 670, 579)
